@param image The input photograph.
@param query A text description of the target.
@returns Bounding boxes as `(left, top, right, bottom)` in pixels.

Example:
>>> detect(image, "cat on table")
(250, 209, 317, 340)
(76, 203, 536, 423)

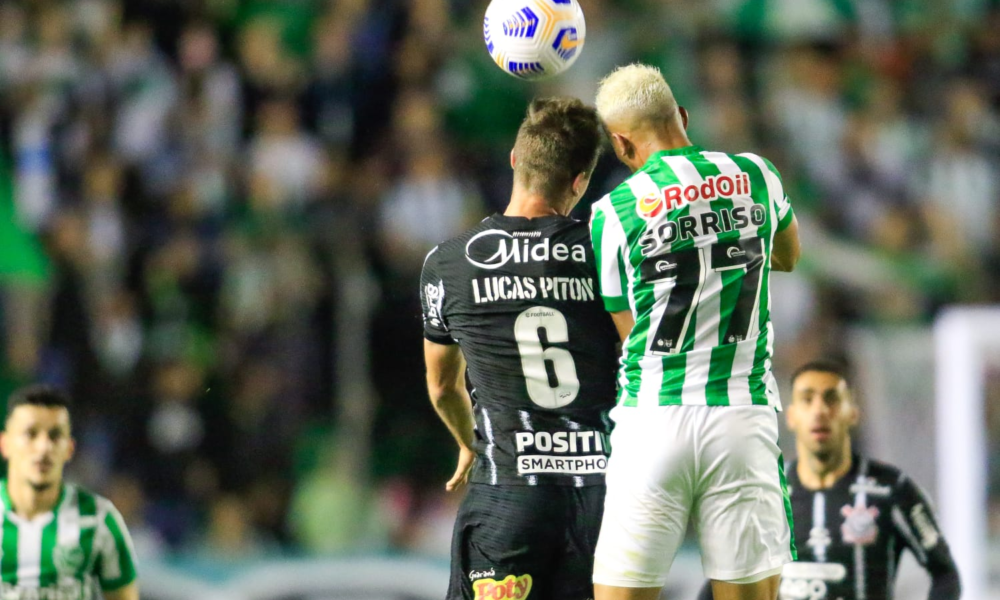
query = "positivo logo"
(465, 229, 585, 270)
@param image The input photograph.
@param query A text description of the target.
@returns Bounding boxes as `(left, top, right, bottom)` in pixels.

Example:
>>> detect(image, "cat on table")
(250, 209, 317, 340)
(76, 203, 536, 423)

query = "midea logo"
(465, 229, 586, 270)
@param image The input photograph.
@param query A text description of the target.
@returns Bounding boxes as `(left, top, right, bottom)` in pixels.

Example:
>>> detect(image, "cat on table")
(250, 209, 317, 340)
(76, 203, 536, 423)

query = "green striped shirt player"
(590, 144, 796, 408)
(589, 64, 799, 600)
(0, 385, 138, 600)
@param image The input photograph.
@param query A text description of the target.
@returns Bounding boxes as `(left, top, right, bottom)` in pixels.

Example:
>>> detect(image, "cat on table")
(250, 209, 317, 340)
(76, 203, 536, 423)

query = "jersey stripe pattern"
(0, 481, 137, 598)
(590, 145, 794, 408)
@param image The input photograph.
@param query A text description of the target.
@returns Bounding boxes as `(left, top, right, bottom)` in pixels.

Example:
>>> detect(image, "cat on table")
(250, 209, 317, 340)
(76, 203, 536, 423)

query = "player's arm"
(96, 505, 139, 599)
(610, 310, 635, 343)
(590, 197, 631, 320)
(760, 156, 800, 272)
(103, 581, 139, 600)
(424, 339, 476, 491)
(771, 214, 800, 272)
(892, 476, 961, 600)
(419, 247, 475, 490)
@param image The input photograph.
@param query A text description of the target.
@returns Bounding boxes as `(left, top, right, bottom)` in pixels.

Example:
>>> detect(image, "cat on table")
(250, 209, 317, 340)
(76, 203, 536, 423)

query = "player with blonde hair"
(588, 63, 801, 600)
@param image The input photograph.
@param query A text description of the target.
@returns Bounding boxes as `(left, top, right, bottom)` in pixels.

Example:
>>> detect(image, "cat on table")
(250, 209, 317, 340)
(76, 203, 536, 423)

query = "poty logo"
(473, 574, 533, 600)
(726, 246, 745, 259)
(465, 229, 586, 270)
(636, 173, 752, 219)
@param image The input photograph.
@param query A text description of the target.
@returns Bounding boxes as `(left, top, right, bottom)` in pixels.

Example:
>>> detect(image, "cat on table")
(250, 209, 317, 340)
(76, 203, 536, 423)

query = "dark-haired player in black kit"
(421, 97, 620, 600)
(697, 361, 960, 600)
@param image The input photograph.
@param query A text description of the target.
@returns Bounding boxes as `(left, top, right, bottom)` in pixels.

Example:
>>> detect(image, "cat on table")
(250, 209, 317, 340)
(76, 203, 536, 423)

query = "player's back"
(590, 145, 795, 408)
(421, 213, 619, 486)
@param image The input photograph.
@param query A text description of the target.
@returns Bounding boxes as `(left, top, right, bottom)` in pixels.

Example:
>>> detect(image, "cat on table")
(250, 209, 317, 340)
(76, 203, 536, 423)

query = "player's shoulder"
(859, 456, 910, 490)
(63, 483, 124, 523)
(728, 150, 783, 180)
(591, 192, 616, 214)
(423, 217, 495, 267)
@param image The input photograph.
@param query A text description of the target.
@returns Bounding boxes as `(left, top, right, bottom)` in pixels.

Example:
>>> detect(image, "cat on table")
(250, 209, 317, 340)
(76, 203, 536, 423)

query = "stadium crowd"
(0, 0, 997, 563)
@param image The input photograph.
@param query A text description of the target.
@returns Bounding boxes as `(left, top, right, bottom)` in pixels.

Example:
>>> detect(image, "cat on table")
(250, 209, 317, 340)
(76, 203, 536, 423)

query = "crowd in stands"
(0, 0, 997, 561)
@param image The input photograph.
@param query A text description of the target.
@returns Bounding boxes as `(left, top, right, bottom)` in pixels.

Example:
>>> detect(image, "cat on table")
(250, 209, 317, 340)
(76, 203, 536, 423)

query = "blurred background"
(0, 0, 998, 598)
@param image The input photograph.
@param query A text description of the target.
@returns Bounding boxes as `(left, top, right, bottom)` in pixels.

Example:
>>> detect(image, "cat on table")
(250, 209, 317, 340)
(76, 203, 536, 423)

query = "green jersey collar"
(0, 479, 68, 517)
(646, 145, 704, 164)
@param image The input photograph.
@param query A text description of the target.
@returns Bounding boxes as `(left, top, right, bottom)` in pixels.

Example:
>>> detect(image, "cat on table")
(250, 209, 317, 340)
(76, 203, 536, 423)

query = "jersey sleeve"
(589, 198, 630, 313)
(891, 475, 962, 599)
(95, 503, 138, 591)
(761, 157, 794, 232)
(420, 246, 456, 345)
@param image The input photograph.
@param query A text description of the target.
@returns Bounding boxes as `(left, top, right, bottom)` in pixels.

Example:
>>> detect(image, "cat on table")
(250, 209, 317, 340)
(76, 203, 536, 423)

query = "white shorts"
(593, 404, 794, 587)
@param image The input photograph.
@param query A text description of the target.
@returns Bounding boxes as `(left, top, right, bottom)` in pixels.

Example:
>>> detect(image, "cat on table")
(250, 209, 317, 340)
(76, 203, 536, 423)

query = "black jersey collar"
(489, 213, 571, 228)
(788, 453, 864, 492)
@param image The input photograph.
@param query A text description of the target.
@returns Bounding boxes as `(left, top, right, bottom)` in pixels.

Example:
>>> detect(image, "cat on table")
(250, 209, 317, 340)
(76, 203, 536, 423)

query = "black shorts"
(447, 483, 605, 600)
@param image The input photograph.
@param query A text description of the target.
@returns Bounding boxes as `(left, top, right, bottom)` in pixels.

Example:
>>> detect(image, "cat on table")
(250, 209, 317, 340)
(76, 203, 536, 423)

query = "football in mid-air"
(483, 0, 586, 80)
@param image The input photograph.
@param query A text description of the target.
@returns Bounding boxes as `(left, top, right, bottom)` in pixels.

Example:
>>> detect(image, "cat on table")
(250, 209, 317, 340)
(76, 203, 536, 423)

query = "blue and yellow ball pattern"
(483, 0, 586, 80)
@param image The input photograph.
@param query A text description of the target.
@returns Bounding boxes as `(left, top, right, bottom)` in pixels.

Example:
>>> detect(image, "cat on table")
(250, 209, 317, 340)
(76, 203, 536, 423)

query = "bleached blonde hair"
(595, 63, 678, 129)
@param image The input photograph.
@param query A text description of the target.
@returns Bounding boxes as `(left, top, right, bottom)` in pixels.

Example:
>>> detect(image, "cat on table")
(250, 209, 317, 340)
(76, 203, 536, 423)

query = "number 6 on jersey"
(514, 306, 580, 408)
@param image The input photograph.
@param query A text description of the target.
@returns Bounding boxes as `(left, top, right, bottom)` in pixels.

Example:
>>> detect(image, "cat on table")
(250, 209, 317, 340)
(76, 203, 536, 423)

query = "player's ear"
(510, 149, 516, 170)
(847, 392, 860, 427)
(572, 171, 591, 199)
(785, 402, 797, 430)
(0, 431, 8, 460)
(66, 436, 76, 461)
(679, 106, 689, 130)
(611, 133, 633, 160)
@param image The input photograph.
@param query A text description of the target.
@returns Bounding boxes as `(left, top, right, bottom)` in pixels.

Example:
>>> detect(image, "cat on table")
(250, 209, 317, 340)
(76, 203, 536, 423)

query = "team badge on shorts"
(840, 502, 879, 546)
(472, 573, 533, 599)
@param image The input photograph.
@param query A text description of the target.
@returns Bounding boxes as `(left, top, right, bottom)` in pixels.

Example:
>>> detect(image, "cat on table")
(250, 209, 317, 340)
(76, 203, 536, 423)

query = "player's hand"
(446, 446, 476, 491)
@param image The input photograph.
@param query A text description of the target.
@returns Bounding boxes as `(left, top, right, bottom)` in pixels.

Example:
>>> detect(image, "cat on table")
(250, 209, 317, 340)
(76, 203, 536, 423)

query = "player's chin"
(28, 471, 59, 488)
(806, 440, 835, 456)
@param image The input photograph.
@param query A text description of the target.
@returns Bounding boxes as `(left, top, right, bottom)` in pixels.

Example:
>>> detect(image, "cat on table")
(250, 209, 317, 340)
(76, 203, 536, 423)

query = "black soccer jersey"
(781, 455, 960, 600)
(420, 214, 620, 487)
(697, 455, 960, 600)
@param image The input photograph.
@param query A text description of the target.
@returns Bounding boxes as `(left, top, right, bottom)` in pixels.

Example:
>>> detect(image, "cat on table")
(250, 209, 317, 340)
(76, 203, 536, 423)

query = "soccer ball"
(483, 0, 586, 80)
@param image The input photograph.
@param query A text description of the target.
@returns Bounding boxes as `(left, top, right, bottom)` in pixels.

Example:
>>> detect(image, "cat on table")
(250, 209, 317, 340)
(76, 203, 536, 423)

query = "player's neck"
(629, 128, 693, 172)
(505, 188, 571, 218)
(797, 442, 853, 490)
(6, 475, 62, 520)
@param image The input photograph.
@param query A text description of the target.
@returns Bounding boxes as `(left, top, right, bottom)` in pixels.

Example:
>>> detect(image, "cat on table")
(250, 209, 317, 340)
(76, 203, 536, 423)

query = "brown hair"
(512, 97, 603, 201)
(6, 384, 72, 423)
(791, 360, 852, 388)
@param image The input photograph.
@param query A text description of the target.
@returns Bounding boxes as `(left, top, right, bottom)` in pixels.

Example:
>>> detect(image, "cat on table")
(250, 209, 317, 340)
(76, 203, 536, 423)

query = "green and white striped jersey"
(0, 481, 137, 599)
(589, 145, 794, 408)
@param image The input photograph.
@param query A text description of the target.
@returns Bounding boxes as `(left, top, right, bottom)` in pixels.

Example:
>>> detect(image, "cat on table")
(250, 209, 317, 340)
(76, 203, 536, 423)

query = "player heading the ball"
(421, 97, 619, 600)
(588, 63, 801, 600)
